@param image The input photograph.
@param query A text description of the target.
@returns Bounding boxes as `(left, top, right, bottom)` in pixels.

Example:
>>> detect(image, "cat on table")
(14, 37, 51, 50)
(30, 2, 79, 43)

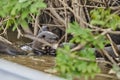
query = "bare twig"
(96, 73, 118, 80)
(0, 36, 12, 44)
(106, 34, 120, 57)
(101, 49, 117, 65)
(34, 12, 40, 36)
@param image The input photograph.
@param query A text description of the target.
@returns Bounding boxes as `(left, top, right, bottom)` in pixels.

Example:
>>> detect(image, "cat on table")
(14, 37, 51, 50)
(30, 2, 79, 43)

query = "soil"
(0, 54, 56, 73)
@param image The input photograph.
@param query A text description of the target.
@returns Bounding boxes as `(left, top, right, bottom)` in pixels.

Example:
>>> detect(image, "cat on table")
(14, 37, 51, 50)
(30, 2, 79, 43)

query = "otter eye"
(42, 35, 45, 38)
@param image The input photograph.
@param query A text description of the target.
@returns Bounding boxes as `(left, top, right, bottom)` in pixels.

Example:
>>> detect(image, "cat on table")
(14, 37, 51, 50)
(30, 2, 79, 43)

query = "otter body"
(0, 41, 24, 55)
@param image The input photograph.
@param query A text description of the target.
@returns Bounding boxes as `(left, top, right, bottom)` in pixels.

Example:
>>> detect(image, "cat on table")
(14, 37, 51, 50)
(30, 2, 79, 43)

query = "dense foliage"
(56, 22, 107, 79)
(0, 0, 46, 31)
(90, 8, 120, 30)
(56, 8, 120, 80)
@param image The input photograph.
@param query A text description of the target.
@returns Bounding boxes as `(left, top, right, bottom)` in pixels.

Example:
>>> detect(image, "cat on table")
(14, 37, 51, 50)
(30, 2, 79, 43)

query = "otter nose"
(52, 36, 59, 41)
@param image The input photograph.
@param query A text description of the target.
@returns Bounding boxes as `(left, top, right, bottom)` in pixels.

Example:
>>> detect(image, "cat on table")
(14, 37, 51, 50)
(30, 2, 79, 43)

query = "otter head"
(37, 31, 59, 43)
(32, 26, 59, 55)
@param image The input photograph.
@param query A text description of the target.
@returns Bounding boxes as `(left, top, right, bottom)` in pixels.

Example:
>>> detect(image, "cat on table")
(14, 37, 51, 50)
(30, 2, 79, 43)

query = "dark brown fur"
(0, 41, 25, 55)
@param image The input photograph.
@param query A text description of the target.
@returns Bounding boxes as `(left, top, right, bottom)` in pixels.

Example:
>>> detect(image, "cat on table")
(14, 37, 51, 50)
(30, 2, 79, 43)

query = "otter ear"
(41, 26, 49, 31)
(38, 26, 49, 34)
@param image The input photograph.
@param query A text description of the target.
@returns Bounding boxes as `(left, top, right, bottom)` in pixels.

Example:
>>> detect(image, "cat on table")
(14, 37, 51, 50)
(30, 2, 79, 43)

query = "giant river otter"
(0, 40, 25, 55)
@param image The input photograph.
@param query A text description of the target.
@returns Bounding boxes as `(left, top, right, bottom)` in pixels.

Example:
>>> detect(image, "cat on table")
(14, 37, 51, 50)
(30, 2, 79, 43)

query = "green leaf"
(12, 24, 17, 31)
(20, 20, 28, 28)
(38, 2, 47, 8)
(21, 9, 29, 19)
(90, 20, 105, 26)
(10, 1, 20, 15)
(19, 0, 27, 3)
